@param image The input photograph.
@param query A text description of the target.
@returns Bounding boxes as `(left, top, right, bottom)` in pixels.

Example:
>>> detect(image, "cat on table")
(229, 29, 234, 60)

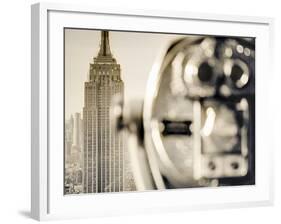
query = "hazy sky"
(65, 29, 187, 119)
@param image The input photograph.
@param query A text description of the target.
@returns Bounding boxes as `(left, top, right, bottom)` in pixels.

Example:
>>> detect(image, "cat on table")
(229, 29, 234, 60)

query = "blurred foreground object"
(112, 36, 255, 190)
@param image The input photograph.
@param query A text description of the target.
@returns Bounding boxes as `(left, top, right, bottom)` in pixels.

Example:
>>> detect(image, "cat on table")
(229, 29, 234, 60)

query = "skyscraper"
(83, 31, 124, 193)
(65, 115, 74, 164)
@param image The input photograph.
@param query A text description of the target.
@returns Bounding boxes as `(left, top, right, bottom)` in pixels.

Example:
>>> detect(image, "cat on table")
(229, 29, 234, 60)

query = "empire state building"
(83, 31, 124, 193)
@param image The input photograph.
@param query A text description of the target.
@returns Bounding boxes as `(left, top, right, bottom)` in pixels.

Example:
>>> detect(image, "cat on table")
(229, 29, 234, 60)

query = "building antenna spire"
(98, 31, 112, 56)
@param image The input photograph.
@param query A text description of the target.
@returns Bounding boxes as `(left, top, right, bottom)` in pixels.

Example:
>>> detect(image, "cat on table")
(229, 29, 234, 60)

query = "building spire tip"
(98, 30, 112, 57)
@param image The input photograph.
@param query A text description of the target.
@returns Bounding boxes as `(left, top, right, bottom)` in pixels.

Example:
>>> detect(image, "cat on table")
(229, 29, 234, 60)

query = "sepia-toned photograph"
(64, 29, 255, 195)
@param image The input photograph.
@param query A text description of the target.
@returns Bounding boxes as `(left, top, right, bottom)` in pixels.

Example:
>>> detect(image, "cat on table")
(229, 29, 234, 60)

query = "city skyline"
(65, 30, 136, 194)
(64, 112, 83, 194)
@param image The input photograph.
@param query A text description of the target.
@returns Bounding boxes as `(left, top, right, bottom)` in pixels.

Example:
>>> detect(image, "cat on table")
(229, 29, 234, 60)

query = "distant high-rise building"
(72, 113, 83, 148)
(83, 31, 125, 193)
(65, 115, 74, 163)
(71, 113, 83, 168)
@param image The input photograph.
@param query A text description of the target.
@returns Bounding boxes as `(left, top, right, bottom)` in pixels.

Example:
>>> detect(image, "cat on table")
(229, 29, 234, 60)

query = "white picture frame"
(31, 2, 274, 221)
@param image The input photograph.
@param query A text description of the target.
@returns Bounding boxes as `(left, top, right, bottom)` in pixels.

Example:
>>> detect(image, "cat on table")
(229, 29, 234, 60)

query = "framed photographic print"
(31, 2, 274, 221)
